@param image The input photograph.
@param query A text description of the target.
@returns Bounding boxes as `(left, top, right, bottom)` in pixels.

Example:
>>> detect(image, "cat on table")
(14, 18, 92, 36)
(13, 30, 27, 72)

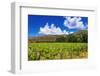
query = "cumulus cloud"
(39, 23, 70, 35)
(64, 16, 88, 30)
(69, 31, 74, 34)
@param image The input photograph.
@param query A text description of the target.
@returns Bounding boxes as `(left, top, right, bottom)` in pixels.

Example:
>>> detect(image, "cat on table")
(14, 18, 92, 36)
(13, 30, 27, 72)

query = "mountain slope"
(28, 30, 88, 43)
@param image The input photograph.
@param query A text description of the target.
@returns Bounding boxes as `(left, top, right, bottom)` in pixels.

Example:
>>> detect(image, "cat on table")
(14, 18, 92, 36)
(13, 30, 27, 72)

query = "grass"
(28, 43, 88, 61)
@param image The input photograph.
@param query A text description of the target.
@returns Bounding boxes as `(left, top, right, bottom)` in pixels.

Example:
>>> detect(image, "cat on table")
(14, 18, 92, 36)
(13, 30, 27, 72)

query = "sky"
(28, 15, 88, 37)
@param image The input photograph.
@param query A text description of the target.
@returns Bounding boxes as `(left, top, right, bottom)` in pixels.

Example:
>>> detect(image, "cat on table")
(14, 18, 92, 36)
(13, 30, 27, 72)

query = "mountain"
(28, 35, 65, 42)
(28, 30, 88, 43)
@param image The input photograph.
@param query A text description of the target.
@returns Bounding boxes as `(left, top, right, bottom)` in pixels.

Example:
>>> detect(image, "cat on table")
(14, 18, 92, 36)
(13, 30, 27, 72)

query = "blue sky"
(28, 15, 88, 37)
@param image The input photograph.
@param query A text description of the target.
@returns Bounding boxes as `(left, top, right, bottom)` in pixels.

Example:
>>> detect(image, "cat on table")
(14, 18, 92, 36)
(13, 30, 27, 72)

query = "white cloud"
(64, 16, 88, 30)
(39, 23, 51, 35)
(69, 31, 74, 34)
(39, 23, 70, 35)
(63, 30, 69, 35)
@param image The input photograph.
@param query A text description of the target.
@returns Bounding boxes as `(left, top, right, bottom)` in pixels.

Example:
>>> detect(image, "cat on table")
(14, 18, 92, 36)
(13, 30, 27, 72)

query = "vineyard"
(28, 43, 88, 60)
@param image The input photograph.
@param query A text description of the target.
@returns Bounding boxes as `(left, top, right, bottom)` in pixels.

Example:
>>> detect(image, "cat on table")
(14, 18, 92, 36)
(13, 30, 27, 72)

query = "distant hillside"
(28, 30, 88, 43)
(29, 35, 65, 42)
